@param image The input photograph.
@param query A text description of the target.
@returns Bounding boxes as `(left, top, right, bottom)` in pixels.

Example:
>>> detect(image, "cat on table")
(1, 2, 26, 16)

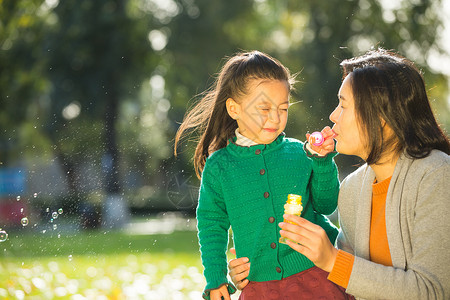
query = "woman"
(228, 48, 450, 299)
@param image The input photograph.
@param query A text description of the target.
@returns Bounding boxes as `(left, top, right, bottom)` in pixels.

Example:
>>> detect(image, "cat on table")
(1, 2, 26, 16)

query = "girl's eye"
(280, 108, 288, 112)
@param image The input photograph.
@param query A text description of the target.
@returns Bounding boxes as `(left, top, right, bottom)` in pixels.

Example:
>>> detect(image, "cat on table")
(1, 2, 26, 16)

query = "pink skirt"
(238, 266, 354, 300)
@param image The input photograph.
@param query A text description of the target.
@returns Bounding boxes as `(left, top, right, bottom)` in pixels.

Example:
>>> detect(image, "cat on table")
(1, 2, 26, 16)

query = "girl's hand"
(228, 248, 250, 290)
(306, 126, 336, 156)
(279, 214, 338, 272)
(210, 285, 231, 300)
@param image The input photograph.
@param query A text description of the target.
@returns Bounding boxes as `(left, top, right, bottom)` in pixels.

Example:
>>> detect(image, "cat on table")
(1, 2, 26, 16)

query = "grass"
(0, 226, 209, 299)
(1, 230, 200, 258)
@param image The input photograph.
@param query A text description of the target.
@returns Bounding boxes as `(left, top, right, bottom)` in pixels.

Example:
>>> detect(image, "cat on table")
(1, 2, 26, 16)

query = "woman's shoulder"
(421, 149, 450, 165)
(341, 163, 370, 186)
(404, 149, 450, 174)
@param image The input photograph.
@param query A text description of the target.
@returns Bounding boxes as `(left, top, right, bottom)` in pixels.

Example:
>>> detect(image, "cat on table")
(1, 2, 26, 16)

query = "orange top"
(328, 176, 393, 288)
(369, 177, 393, 266)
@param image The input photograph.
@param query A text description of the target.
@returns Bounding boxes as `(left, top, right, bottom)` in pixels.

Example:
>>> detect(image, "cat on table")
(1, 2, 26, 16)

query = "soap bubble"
(0, 230, 7, 242)
(68, 255, 73, 261)
(16, 196, 21, 201)
(21, 217, 29, 226)
(33, 193, 38, 198)
(46, 208, 49, 213)
(58, 208, 63, 214)
(53, 224, 57, 230)
(52, 212, 58, 219)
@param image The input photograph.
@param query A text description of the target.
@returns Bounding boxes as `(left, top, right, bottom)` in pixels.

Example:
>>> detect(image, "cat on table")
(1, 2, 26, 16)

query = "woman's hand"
(210, 285, 231, 300)
(306, 126, 336, 156)
(279, 214, 338, 272)
(228, 248, 250, 290)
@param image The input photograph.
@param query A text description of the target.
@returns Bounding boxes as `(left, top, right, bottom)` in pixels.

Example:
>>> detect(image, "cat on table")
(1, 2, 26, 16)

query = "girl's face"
(329, 74, 368, 159)
(228, 79, 289, 144)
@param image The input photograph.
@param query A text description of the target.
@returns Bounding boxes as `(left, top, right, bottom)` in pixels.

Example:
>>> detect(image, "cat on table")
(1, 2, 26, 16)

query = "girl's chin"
(255, 137, 277, 145)
(256, 132, 280, 143)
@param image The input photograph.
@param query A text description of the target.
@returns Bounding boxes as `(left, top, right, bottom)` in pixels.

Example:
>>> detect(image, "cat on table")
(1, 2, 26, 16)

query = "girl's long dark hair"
(174, 51, 294, 178)
(340, 48, 450, 165)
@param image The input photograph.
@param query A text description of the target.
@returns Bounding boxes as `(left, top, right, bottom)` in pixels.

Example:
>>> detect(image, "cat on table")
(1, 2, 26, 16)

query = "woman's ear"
(226, 98, 240, 120)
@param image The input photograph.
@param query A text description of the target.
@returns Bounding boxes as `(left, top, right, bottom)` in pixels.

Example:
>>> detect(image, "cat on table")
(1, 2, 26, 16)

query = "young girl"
(175, 51, 348, 299)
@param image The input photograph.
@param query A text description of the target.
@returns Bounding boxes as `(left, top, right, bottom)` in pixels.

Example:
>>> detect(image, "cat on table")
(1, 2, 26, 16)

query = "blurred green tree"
(0, 0, 50, 164)
(41, 0, 159, 225)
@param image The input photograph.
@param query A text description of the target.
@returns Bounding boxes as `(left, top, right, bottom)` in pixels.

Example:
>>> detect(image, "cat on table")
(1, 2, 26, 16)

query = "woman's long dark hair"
(340, 48, 450, 165)
(175, 51, 295, 178)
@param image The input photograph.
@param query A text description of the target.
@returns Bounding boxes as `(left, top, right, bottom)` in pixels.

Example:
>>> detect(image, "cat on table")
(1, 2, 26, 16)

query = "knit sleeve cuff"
(202, 283, 237, 300)
(305, 142, 324, 156)
(327, 250, 355, 289)
(303, 142, 338, 162)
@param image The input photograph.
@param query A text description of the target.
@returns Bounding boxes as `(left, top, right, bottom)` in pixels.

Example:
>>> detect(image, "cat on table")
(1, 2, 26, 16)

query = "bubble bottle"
(279, 194, 303, 244)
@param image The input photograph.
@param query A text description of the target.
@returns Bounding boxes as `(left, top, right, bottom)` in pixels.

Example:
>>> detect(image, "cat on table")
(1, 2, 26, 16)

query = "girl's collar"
(227, 133, 286, 156)
(234, 128, 258, 147)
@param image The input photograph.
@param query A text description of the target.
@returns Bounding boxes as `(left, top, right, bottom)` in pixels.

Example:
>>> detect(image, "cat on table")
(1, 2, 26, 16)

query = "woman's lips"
(264, 128, 278, 132)
(331, 128, 338, 137)
(331, 129, 338, 138)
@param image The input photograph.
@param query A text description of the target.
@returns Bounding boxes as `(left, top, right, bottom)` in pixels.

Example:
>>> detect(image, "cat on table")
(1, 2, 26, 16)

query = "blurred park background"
(1, 0, 449, 299)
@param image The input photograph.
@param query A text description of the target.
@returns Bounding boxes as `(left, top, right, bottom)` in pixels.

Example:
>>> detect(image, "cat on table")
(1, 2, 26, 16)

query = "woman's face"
(329, 74, 368, 159)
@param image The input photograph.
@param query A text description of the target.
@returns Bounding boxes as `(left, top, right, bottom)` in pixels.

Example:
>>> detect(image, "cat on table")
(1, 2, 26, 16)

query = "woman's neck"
(369, 153, 399, 182)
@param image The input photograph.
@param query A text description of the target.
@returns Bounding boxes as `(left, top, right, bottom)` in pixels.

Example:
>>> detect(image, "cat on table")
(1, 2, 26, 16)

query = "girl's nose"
(269, 108, 280, 123)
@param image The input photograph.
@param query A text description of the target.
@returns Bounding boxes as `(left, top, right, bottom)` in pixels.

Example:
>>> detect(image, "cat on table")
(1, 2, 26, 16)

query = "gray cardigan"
(337, 150, 450, 300)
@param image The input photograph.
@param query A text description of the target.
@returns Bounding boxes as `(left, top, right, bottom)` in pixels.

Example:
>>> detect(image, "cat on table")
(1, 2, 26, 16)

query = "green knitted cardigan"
(197, 134, 340, 299)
